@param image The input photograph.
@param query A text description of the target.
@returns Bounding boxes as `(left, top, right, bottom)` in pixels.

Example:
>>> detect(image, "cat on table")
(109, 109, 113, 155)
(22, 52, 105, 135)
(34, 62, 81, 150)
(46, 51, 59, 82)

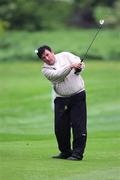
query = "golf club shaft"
(82, 25, 102, 62)
(75, 24, 102, 74)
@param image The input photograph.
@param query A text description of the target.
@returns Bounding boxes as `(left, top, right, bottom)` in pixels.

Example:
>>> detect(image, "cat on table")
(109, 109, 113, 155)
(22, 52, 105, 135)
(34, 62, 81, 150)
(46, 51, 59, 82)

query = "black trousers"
(54, 90, 87, 158)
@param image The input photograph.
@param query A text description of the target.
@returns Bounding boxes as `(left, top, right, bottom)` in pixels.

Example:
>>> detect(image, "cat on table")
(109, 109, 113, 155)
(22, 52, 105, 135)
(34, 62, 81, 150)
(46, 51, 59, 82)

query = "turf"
(0, 61, 120, 180)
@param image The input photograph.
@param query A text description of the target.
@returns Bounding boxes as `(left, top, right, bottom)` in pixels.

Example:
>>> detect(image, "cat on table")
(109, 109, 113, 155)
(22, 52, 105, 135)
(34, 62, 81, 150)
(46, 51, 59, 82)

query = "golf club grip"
(74, 58, 84, 74)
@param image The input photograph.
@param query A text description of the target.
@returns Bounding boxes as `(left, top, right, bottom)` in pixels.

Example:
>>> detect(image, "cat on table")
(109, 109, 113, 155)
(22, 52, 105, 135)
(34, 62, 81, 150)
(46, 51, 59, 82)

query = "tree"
(68, 0, 118, 28)
(0, 0, 71, 31)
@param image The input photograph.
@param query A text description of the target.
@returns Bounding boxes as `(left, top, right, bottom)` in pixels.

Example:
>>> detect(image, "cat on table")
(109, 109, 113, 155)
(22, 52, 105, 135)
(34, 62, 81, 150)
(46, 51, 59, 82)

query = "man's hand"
(70, 63, 82, 70)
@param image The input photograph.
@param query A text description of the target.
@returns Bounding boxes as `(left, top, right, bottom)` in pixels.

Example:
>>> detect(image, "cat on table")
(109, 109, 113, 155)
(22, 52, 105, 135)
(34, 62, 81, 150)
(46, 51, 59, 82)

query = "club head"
(99, 19, 104, 25)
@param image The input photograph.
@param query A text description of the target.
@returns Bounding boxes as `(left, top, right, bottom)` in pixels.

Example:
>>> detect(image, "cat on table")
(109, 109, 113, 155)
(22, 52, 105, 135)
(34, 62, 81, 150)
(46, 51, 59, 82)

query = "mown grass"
(0, 61, 120, 180)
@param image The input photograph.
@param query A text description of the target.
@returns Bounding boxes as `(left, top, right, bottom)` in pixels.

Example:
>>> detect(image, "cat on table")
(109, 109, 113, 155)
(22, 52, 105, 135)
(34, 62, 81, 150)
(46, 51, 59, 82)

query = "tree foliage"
(0, 0, 71, 30)
(0, 0, 119, 31)
(68, 0, 119, 27)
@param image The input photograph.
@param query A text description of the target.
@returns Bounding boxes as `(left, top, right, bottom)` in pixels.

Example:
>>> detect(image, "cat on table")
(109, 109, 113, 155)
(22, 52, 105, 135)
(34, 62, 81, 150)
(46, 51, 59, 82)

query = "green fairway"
(0, 61, 120, 180)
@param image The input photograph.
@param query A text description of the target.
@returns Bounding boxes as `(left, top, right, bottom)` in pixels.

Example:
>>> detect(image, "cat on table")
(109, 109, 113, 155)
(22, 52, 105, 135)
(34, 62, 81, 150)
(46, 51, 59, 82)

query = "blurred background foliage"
(0, 0, 120, 61)
(0, 0, 120, 31)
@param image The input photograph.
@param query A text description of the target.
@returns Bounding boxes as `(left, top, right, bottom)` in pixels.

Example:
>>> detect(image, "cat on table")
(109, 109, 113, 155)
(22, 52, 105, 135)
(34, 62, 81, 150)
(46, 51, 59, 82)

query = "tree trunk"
(68, 6, 97, 28)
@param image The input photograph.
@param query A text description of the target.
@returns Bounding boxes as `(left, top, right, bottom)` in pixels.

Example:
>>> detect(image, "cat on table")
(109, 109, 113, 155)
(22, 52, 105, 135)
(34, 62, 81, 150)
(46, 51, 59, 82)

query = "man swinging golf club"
(35, 19, 104, 161)
(35, 46, 87, 161)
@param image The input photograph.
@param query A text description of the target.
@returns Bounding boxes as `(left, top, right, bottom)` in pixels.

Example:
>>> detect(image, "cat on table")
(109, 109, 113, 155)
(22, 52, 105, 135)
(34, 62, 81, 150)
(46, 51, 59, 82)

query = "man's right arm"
(42, 63, 82, 83)
(42, 65, 71, 83)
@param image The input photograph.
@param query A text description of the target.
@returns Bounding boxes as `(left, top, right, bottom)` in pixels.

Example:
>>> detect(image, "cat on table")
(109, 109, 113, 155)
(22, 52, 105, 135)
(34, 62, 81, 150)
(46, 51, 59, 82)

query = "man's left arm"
(66, 52, 85, 73)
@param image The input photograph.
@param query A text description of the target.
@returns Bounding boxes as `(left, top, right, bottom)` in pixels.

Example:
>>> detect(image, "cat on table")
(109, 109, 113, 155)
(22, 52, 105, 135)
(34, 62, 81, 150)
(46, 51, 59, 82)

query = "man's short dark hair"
(36, 45, 52, 59)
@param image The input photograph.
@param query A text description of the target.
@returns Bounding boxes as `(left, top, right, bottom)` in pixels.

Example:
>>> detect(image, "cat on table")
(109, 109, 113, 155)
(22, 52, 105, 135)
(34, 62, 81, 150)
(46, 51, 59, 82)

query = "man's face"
(41, 49, 55, 65)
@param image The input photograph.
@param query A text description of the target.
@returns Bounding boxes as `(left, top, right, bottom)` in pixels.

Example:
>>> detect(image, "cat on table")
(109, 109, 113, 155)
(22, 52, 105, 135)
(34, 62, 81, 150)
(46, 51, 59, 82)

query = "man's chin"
(49, 61, 55, 65)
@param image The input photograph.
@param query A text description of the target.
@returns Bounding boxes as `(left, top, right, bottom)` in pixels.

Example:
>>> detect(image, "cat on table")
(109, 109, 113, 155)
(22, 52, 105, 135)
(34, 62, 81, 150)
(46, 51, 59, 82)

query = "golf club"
(75, 19, 104, 74)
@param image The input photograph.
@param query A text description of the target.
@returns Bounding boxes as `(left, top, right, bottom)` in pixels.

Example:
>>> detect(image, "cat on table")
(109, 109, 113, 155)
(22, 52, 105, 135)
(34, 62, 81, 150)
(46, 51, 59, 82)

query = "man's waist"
(55, 89, 86, 100)
(55, 88, 85, 98)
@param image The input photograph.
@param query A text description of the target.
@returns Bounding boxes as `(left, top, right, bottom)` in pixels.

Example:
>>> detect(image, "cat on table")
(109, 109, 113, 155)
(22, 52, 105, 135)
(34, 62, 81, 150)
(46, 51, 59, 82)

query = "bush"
(0, 29, 119, 62)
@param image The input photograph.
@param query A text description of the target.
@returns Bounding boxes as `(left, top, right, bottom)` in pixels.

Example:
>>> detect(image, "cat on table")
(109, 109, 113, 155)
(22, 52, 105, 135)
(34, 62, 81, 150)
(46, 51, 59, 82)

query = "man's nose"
(45, 56, 49, 60)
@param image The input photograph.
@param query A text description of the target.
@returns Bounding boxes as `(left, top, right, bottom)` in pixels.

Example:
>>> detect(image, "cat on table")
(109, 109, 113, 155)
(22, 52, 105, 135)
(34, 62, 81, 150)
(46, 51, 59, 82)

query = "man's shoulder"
(55, 52, 72, 58)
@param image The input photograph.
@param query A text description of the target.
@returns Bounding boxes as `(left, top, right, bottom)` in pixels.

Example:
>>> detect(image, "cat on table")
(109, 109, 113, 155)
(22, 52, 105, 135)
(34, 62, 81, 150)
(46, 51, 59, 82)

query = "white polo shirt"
(42, 52, 85, 97)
